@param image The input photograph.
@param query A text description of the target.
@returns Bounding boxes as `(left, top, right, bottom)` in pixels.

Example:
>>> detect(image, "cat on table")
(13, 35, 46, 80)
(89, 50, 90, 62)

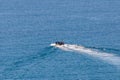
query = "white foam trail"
(51, 44, 120, 67)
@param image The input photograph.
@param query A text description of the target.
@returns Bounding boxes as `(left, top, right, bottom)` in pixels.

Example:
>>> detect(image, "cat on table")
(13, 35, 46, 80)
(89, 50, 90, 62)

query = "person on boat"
(55, 41, 64, 45)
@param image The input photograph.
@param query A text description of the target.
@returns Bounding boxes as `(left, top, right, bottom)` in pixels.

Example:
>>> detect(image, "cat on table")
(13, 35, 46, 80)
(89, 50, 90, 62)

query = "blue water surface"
(0, 0, 120, 80)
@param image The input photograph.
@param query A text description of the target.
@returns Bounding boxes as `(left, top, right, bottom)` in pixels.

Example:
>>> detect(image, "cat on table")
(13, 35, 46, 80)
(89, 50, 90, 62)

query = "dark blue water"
(0, 0, 120, 80)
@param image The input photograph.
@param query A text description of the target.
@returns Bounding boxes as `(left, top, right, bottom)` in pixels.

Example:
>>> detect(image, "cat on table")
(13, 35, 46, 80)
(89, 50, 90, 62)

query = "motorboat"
(50, 41, 64, 46)
(55, 41, 64, 45)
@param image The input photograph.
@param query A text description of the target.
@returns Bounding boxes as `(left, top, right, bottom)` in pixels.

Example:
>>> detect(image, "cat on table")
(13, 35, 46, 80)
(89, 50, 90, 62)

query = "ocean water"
(0, 0, 120, 80)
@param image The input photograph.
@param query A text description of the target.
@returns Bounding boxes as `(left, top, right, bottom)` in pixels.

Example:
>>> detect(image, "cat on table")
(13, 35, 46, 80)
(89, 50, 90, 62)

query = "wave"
(53, 44, 120, 67)
(87, 46, 120, 52)
(4, 46, 57, 72)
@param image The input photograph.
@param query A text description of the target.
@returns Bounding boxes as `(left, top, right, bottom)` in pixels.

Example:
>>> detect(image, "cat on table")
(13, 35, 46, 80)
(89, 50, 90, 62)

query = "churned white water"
(52, 44, 120, 67)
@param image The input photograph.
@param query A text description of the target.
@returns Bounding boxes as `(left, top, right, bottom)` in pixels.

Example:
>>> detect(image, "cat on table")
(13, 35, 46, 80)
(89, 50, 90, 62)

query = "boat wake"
(51, 44, 120, 67)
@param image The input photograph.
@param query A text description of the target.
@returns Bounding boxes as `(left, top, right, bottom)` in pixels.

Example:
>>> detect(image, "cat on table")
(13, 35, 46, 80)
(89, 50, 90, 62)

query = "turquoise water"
(0, 0, 120, 80)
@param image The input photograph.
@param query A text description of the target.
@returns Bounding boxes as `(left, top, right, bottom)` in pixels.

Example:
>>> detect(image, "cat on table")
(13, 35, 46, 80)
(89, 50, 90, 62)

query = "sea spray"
(51, 44, 120, 67)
